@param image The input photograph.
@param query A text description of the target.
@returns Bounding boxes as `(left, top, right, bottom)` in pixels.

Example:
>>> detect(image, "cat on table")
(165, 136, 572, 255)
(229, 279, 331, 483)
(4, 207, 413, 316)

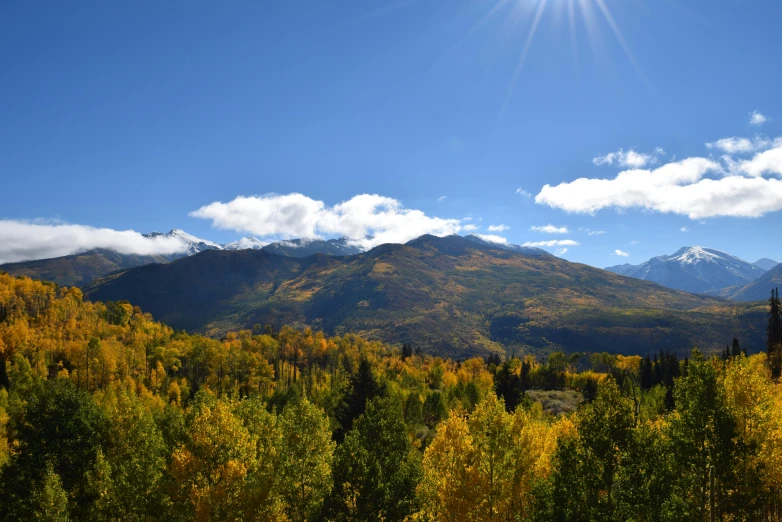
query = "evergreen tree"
(334, 357, 382, 442)
(768, 288, 782, 379)
(494, 360, 524, 412)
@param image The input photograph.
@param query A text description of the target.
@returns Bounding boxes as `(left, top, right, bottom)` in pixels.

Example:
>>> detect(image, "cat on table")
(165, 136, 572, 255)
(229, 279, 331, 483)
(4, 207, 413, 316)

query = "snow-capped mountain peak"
(668, 246, 732, 265)
(223, 237, 266, 250)
(143, 229, 222, 258)
(606, 245, 767, 293)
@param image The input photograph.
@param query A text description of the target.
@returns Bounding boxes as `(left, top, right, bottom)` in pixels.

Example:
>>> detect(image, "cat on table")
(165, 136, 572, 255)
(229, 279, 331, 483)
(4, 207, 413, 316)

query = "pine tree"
(767, 288, 782, 379)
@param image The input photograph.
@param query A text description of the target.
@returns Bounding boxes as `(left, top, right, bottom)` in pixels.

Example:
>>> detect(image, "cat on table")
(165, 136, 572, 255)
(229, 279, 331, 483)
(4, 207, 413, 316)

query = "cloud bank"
(536, 137, 782, 219)
(0, 221, 188, 264)
(190, 193, 463, 250)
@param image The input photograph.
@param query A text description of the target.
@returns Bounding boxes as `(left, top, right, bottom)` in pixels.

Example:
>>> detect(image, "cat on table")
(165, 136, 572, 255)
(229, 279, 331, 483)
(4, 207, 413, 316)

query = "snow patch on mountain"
(605, 246, 767, 293)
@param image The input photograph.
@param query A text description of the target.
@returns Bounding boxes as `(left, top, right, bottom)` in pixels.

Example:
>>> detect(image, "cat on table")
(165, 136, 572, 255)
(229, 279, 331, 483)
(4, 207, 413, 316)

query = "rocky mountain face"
(605, 246, 767, 293)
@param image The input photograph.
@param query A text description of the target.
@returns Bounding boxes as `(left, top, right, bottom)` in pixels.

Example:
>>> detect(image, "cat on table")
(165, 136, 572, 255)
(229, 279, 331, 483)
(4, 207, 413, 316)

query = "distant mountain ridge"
(753, 258, 780, 271)
(84, 234, 766, 358)
(605, 246, 767, 293)
(707, 263, 782, 302)
(0, 249, 169, 287)
(0, 228, 552, 287)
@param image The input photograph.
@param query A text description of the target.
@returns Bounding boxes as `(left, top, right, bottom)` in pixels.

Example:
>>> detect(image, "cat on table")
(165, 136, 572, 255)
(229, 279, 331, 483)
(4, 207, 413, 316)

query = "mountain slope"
(85, 235, 765, 357)
(754, 258, 779, 271)
(0, 249, 169, 287)
(605, 246, 766, 293)
(710, 263, 782, 302)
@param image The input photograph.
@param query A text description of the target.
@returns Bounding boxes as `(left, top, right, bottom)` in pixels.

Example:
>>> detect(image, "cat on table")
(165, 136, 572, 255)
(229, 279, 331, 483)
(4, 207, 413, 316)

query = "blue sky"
(2, 0, 781, 267)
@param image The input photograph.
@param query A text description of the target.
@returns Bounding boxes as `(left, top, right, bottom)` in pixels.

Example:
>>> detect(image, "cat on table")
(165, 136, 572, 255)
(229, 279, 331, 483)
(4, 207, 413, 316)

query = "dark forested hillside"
(85, 234, 766, 357)
(0, 249, 169, 287)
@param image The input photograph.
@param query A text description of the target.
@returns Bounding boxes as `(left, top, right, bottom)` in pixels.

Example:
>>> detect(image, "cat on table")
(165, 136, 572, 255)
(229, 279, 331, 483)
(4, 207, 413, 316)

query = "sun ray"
(501, 0, 549, 114)
(593, 0, 651, 88)
(567, 0, 578, 71)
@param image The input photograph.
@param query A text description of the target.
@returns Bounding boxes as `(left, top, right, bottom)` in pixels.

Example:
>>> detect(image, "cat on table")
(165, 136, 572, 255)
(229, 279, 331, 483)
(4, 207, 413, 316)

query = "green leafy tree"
(666, 349, 738, 520)
(0, 378, 107, 520)
(325, 396, 422, 521)
(422, 391, 448, 429)
(30, 463, 70, 522)
(278, 397, 335, 522)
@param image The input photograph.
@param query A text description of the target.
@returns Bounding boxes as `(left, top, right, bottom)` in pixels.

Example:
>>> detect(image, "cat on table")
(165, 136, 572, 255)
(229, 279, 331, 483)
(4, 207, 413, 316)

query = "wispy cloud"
(191, 193, 462, 250)
(555, 248, 568, 256)
(487, 224, 509, 232)
(0, 220, 188, 264)
(593, 148, 664, 169)
(680, 227, 689, 232)
(437, 195, 447, 202)
(522, 239, 579, 248)
(516, 188, 532, 198)
(581, 228, 606, 236)
(749, 111, 768, 126)
(630, 240, 640, 245)
(476, 234, 508, 244)
(536, 136, 782, 219)
(613, 249, 630, 257)
(530, 224, 569, 234)
(463, 224, 479, 231)
(705, 136, 781, 154)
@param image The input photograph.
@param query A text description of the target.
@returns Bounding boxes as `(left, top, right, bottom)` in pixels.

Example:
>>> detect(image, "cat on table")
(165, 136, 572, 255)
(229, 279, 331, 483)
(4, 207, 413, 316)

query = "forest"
(2, 271, 782, 521)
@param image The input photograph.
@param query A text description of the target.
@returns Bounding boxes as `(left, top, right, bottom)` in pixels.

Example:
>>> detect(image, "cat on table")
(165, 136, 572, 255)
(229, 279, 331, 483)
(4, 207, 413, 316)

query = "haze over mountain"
(708, 263, 782, 302)
(754, 258, 780, 271)
(85, 234, 765, 358)
(605, 246, 767, 294)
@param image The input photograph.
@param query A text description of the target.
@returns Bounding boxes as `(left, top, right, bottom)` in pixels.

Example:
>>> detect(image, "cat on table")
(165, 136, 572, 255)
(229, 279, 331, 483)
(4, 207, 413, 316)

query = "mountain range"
(605, 246, 770, 294)
(0, 229, 548, 287)
(83, 234, 766, 358)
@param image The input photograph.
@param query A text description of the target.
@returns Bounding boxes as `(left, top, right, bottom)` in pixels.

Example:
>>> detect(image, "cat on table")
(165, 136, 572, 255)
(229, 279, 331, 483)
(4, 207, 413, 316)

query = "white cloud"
(705, 136, 781, 154)
(749, 111, 768, 126)
(0, 220, 188, 264)
(530, 224, 569, 234)
(593, 148, 663, 168)
(476, 234, 508, 244)
(586, 229, 606, 236)
(613, 249, 630, 257)
(463, 216, 473, 221)
(536, 141, 782, 219)
(555, 248, 568, 256)
(630, 240, 640, 245)
(190, 193, 463, 250)
(680, 227, 689, 232)
(462, 224, 479, 231)
(516, 188, 532, 198)
(487, 224, 509, 232)
(521, 239, 579, 248)
(437, 195, 447, 202)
